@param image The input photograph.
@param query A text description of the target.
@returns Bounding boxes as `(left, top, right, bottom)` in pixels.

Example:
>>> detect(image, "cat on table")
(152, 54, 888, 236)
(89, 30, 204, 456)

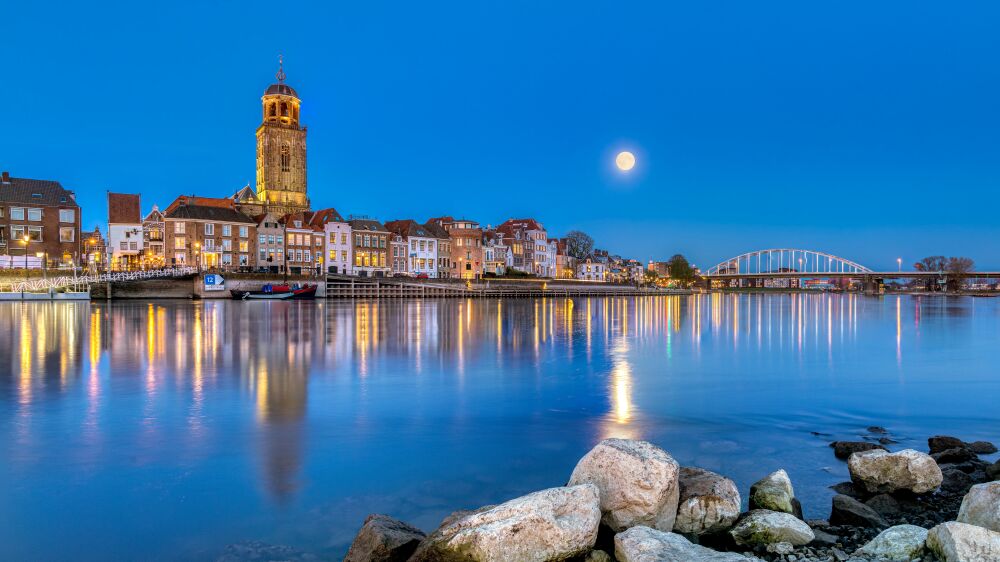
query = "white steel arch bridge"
(704, 249, 872, 277)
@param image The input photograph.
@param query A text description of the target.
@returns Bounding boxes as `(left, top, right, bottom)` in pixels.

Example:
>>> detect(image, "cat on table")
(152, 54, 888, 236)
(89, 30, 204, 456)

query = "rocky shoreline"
(339, 430, 1000, 562)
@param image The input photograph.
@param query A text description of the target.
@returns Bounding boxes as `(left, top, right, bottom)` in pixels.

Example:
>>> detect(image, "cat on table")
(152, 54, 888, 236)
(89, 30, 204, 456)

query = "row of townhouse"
(0, 171, 83, 269)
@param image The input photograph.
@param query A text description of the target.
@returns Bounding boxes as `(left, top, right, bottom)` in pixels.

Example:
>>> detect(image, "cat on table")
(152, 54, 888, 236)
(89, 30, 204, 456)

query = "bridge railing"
(704, 249, 872, 276)
(0, 267, 198, 293)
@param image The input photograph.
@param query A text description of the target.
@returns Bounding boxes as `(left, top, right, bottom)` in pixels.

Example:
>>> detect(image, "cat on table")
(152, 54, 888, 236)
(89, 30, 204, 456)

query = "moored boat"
(230, 283, 317, 300)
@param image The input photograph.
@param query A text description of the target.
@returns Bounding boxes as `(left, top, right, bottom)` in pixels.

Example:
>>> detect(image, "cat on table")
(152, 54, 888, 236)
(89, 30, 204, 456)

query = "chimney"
(1, 171, 9, 184)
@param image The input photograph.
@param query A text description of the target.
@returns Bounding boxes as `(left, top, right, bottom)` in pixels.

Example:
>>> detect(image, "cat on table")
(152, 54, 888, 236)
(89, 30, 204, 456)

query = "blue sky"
(4, 1, 1000, 270)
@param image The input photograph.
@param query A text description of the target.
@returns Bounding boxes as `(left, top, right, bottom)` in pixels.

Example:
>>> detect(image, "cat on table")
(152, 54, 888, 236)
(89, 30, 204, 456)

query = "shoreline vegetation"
(332, 429, 1000, 562)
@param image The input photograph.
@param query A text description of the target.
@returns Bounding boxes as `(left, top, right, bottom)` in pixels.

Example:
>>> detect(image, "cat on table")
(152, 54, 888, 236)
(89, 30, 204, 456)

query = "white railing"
(0, 267, 198, 293)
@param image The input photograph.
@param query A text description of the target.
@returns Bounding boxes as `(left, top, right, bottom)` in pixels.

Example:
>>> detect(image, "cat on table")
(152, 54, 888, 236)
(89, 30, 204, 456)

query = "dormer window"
(294, 221, 302, 228)
(31, 193, 41, 199)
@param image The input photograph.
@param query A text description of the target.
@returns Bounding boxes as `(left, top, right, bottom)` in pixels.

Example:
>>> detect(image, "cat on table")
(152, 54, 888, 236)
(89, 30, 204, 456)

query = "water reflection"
(2, 294, 996, 561)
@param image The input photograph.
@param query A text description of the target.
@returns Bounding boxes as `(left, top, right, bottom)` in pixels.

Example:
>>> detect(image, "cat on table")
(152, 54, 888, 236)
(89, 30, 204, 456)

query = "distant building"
(348, 217, 390, 277)
(283, 211, 321, 275)
(553, 238, 576, 279)
(142, 206, 165, 268)
(648, 260, 670, 277)
(497, 218, 547, 276)
(163, 196, 257, 269)
(310, 208, 351, 275)
(482, 229, 508, 276)
(576, 257, 607, 281)
(0, 171, 82, 269)
(430, 216, 483, 279)
(108, 192, 143, 271)
(82, 226, 106, 272)
(254, 212, 285, 272)
(422, 220, 452, 279)
(385, 219, 439, 278)
(389, 233, 407, 275)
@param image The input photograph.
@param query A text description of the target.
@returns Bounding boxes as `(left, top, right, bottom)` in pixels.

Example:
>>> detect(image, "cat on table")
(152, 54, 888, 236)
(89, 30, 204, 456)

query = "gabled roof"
(309, 207, 347, 226)
(348, 218, 388, 232)
(163, 195, 255, 224)
(142, 206, 164, 223)
(385, 219, 435, 239)
(108, 192, 141, 224)
(0, 176, 78, 207)
(497, 218, 545, 235)
(421, 221, 450, 240)
(232, 185, 257, 202)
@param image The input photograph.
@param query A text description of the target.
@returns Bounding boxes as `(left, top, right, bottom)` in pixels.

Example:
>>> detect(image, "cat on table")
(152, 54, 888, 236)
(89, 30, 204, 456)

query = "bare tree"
(914, 256, 947, 272)
(946, 257, 974, 275)
(565, 230, 594, 260)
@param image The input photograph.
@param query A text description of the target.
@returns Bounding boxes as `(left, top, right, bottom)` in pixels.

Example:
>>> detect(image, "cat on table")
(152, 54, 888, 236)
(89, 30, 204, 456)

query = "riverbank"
(337, 429, 1000, 562)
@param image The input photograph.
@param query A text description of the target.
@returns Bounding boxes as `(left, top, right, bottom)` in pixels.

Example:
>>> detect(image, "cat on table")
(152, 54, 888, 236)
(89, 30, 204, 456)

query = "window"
(304, 250, 311, 263)
(120, 241, 128, 250)
(239, 255, 249, 266)
(239, 241, 249, 252)
(411, 240, 417, 250)
(174, 252, 186, 264)
(280, 145, 291, 172)
(355, 234, 362, 246)
(222, 239, 232, 251)
(0, 208, 4, 218)
(239, 226, 248, 238)
(60, 228, 75, 243)
(297, 250, 303, 262)
(204, 239, 216, 251)
(380, 237, 386, 248)
(379, 253, 386, 267)
(26, 226, 42, 241)
(268, 235, 275, 245)
(276, 234, 283, 245)
(355, 252, 363, 266)
(59, 209, 75, 223)
(174, 237, 186, 250)
(260, 249, 267, 261)
(11, 208, 25, 220)
(341, 233, 347, 244)
(363, 234, 370, 247)
(130, 242, 138, 251)
(221, 254, 233, 266)
(205, 223, 214, 235)
(222, 225, 231, 237)
(175, 222, 186, 234)
(27, 208, 42, 221)
(259, 234, 266, 245)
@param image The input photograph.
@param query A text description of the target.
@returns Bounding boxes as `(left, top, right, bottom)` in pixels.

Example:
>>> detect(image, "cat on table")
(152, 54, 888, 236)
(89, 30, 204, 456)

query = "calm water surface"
(2, 295, 1000, 561)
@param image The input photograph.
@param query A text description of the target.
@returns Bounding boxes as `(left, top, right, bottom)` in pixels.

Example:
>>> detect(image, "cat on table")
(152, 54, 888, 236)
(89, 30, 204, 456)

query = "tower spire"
(276, 54, 286, 83)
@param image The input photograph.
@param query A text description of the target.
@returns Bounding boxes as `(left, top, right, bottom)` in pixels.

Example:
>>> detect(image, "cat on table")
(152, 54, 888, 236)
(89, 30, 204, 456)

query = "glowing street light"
(897, 257, 902, 272)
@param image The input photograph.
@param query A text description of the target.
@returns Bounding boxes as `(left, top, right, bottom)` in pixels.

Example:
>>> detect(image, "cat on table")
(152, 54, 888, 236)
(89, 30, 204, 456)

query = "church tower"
(255, 57, 309, 215)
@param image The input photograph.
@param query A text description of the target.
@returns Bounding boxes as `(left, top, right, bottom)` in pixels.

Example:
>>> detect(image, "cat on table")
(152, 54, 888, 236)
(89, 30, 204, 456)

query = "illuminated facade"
(247, 58, 309, 217)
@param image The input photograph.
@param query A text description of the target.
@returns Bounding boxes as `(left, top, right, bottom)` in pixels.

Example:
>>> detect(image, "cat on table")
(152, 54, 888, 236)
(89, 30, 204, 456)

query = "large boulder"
(568, 438, 680, 532)
(345, 514, 425, 562)
(929, 436, 967, 455)
(614, 526, 753, 561)
(848, 449, 943, 494)
(934, 447, 978, 464)
(829, 494, 887, 529)
(957, 481, 1000, 533)
(830, 441, 886, 460)
(748, 469, 799, 517)
(408, 484, 600, 562)
(728, 510, 815, 547)
(854, 524, 928, 561)
(674, 467, 741, 535)
(926, 521, 1000, 561)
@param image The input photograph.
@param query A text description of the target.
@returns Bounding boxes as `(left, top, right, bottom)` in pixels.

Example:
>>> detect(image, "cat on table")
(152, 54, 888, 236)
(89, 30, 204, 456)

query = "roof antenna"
(276, 54, 286, 83)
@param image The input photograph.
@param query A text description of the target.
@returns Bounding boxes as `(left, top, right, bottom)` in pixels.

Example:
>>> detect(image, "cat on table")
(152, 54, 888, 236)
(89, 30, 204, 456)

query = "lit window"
(60, 228, 75, 243)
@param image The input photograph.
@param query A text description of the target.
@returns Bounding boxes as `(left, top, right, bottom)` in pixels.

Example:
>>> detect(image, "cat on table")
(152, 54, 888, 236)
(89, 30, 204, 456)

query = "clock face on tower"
(255, 58, 310, 216)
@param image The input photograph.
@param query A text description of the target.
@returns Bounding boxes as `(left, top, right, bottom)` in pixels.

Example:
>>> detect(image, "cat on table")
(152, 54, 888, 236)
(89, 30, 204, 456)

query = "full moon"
(615, 151, 636, 171)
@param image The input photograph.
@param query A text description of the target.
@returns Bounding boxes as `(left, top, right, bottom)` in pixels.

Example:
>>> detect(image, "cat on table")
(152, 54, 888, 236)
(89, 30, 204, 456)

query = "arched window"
(280, 144, 291, 172)
(281, 102, 288, 117)
(269, 103, 276, 117)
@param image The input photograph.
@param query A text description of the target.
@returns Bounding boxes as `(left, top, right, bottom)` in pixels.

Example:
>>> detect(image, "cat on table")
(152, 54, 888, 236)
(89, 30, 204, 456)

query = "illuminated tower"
(256, 57, 309, 215)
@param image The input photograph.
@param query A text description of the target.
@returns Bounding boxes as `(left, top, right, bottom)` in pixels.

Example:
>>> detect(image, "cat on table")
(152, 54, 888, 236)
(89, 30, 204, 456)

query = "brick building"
(163, 196, 256, 270)
(0, 171, 82, 269)
(348, 217, 389, 277)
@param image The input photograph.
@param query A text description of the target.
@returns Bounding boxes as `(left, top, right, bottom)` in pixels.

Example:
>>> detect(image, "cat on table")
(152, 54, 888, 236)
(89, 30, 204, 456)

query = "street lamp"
(897, 258, 902, 272)
(194, 242, 201, 271)
(21, 234, 30, 279)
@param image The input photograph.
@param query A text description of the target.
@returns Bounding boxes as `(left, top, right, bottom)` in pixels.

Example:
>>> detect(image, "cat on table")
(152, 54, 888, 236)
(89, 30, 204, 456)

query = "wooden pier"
(324, 276, 685, 299)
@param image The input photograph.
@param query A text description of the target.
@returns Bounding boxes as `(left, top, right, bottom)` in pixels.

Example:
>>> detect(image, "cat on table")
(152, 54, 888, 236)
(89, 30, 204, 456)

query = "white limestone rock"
(408, 484, 600, 562)
(674, 466, 742, 535)
(728, 510, 815, 547)
(926, 521, 1000, 562)
(614, 526, 754, 561)
(568, 438, 680, 532)
(748, 469, 796, 515)
(854, 524, 928, 561)
(847, 448, 943, 494)
(957, 481, 1000, 533)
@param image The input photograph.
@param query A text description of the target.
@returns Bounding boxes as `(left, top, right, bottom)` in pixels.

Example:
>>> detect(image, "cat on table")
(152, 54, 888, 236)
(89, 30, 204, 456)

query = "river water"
(2, 295, 999, 560)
